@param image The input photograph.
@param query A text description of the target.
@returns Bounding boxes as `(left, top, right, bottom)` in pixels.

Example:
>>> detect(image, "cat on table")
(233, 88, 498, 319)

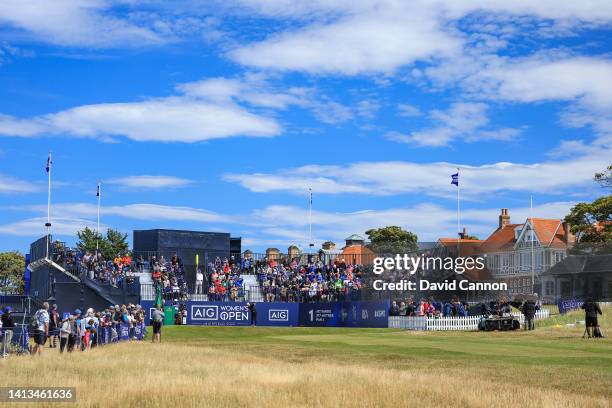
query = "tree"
(594, 164, 612, 189)
(564, 195, 612, 246)
(365, 226, 418, 254)
(76, 227, 128, 260)
(0, 251, 25, 294)
(76, 227, 106, 254)
(106, 228, 129, 258)
(464, 235, 479, 240)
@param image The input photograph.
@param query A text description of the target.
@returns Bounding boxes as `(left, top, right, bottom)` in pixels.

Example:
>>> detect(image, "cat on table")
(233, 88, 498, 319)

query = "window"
(545, 281, 554, 296)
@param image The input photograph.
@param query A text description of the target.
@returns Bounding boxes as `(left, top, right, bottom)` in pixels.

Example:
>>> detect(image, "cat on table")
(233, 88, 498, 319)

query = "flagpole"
(96, 182, 101, 255)
(457, 167, 460, 255)
(45, 151, 52, 260)
(530, 195, 534, 294)
(308, 188, 312, 255)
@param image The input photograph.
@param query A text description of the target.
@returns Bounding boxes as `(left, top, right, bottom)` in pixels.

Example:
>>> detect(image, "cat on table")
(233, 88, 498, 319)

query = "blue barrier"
(255, 302, 299, 326)
(140, 300, 156, 325)
(558, 298, 584, 314)
(187, 301, 251, 326)
(138, 301, 390, 328)
(298, 301, 389, 327)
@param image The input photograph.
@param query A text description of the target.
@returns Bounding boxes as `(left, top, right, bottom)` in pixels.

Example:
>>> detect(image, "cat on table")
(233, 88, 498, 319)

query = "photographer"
(581, 298, 603, 338)
(521, 299, 537, 331)
(247, 302, 257, 326)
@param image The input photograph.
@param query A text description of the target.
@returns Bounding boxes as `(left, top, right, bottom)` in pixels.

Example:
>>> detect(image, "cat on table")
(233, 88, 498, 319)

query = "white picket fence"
(389, 309, 550, 331)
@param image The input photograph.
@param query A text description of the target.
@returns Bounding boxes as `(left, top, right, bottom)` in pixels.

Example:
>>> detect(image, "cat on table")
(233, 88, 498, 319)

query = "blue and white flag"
(451, 172, 459, 186)
(46, 152, 52, 173)
(309, 188, 312, 205)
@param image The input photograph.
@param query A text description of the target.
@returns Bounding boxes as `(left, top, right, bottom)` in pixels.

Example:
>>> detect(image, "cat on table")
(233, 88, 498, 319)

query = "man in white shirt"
(32, 302, 50, 355)
(195, 269, 203, 294)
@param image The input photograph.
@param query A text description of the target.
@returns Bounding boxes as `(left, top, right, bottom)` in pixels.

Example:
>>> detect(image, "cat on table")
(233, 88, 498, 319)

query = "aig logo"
(191, 305, 219, 321)
(269, 309, 289, 321)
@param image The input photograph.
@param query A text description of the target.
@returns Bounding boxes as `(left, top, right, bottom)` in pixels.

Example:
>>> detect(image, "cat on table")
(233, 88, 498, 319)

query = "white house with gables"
(478, 209, 574, 295)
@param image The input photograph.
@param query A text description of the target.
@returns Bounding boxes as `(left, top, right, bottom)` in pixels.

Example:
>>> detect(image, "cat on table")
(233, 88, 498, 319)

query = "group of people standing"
(26, 302, 147, 355)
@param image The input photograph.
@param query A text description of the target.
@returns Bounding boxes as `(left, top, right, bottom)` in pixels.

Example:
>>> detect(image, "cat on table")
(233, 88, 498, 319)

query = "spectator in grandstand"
(32, 302, 50, 356)
(398, 302, 407, 316)
(136, 255, 145, 272)
(390, 301, 399, 316)
(151, 307, 165, 343)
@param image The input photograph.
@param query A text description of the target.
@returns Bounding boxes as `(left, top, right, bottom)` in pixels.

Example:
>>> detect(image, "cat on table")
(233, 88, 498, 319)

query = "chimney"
(563, 222, 571, 244)
(499, 208, 510, 228)
(461, 227, 467, 239)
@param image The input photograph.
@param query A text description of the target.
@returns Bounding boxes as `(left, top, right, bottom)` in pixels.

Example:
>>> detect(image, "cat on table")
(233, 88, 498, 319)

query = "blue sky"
(0, 1, 610, 253)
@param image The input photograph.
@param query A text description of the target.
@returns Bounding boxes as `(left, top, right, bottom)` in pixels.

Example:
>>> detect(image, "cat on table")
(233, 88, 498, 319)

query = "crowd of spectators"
(79, 252, 134, 288)
(151, 254, 189, 302)
(389, 297, 469, 317)
(0, 303, 146, 356)
(206, 256, 245, 301)
(254, 258, 363, 303)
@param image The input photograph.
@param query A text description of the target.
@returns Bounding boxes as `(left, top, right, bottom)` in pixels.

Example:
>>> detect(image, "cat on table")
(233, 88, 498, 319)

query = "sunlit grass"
(1, 307, 609, 407)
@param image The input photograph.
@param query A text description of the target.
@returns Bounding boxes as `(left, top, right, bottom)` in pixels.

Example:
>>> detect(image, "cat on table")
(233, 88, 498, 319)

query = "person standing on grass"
(151, 307, 165, 343)
(581, 298, 603, 338)
(521, 299, 537, 331)
(48, 304, 59, 348)
(247, 302, 257, 326)
(59, 314, 71, 353)
(32, 302, 50, 356)
(1, 307, 15, 354)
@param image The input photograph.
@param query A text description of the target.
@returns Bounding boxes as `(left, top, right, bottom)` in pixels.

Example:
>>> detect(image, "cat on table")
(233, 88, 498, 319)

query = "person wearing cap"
(59, 313, 71, 353)
(1, 306, 15, 356)
(32, 302, 50, 356)
(151, 307, 165, 343)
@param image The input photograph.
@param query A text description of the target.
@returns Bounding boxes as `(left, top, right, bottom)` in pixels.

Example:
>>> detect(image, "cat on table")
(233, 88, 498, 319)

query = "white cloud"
(0, 216, 100, 237)
(35, 203, 230, 224)
(386, 102, 522, 147)
(237, 201, 575, 244)
(0, 74, 368, 142)
(229, 3, 462, 75)
(106, 175, 194, 190)
(0, 79, 283, 142)
(223, 149, 610, 197)
(0, 0, 169, 47)
(0, 199, 575, 246)
(457, 56, 612, 110)
(0, 174, 39, 194)
(230, 1, 612, 75)
(425, 54, 612, 148)
(397, 104, 422, 118)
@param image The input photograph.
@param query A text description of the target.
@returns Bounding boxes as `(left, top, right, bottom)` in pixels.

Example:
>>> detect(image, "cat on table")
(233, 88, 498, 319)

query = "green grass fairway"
(153, 307, 611, 405)
(2, 307, 610, 407)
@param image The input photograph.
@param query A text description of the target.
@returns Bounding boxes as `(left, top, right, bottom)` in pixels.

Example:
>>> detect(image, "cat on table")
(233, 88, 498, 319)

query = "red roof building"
(477, 209, 574, 295)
